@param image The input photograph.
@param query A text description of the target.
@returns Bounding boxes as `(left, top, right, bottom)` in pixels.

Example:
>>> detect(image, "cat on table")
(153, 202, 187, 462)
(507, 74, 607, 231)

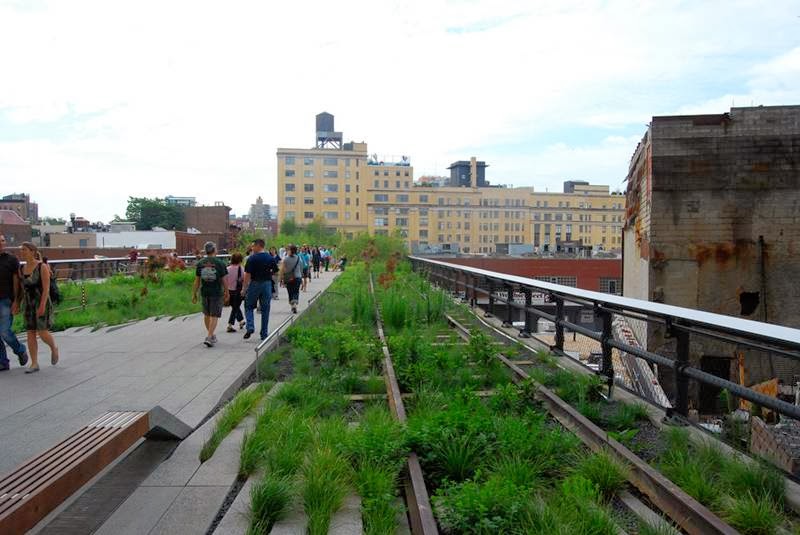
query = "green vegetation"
(200, 384, 270, 462)
(14, 269, 201, 333)
(249, 474, 294, 533)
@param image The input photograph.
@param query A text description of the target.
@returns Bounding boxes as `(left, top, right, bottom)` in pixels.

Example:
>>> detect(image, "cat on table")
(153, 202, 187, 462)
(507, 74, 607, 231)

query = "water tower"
(315, 112, 343, 149)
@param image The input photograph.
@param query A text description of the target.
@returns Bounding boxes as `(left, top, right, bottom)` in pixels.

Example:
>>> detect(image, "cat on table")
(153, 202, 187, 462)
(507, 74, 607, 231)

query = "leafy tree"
(125, 197, 185, 231)
(279, 218, 297, 236)
(40, 217, 66, 225)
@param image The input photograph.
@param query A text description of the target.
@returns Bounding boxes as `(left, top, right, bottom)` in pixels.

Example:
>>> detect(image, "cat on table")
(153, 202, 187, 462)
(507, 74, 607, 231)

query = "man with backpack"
(192, 241, 229, 347)
(242, 239, 278, 341)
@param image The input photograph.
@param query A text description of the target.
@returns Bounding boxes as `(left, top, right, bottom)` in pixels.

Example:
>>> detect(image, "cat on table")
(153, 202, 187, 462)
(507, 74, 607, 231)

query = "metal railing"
(31, 254, 231, 281)
(409, 256, 800, 421)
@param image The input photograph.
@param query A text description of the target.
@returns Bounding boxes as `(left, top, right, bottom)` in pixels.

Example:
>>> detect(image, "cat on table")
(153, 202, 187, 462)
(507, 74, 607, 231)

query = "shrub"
(434, 476, 531, 534)
(607, 402, 650, 430)
(573, 450, 628, 500)
(722, 494, 782, 535)
(302, 447, 351, 535)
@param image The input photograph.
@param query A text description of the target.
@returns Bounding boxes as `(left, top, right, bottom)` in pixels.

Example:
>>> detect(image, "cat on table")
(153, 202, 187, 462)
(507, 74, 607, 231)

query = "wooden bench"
(0, 411, 150, 534)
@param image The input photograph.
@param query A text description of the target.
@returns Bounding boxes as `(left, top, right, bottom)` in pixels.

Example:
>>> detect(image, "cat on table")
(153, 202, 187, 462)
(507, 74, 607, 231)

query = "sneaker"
(210, 335, 218, 343)
(239, 321, 246, 330)
(203, 337, 213, 347)
(243, 330, 253, 340)
(19, 353, 28, 366)
(227, 325, 236, 333)
(291, 305, 298, 314)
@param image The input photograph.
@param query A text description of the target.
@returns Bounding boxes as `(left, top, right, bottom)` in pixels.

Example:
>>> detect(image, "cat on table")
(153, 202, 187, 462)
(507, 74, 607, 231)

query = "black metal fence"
(38, 255, 231, 281)
(409, 256, 800, 421)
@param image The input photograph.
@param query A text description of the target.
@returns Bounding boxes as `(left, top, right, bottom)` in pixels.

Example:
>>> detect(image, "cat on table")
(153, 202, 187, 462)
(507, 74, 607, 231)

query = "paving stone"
(93, 486, 181, 535)
(149, 485, 230, 535)
(212, 476, 254, 535)
(328, 494, 363, 535)
(189, 427, 245, 487)
(269, 504, 308, 535)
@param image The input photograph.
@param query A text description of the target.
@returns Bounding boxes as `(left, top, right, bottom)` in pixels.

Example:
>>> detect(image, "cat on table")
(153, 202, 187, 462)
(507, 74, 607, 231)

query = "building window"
(419, 229, 428, 238)
(324, 211, 338, 220)
(303, 183, 314, 192)
(323, 184, 338, 192)
(374, 170, 379, 176)
(284, 197, 296, 205)
(345, 184, 350, 193)
(285, 211, 295, 219)
(395, 171, 400, 177)
(304, 211, 314, 219)
(285, 170, 296, 177)
(395, 180, 400, 188)
(419, 208, 428, 216)
(374, 180, 379, 187)
(383, 171, 389, 176)
(384, 180, 389, 187)
(323, 170, 338, 178)
(534, 276, 577, 287)
(284, 183, 295, 191)
(323, 157, 337, 166)
(395, 218, 408, 227)
(600, 278, 622, 295)
(396, 194, 408, 202)
(344, 158, 350, 167)
(304, 157, 314, 165)
(374, 207, 389, 215)
(304, 170, 314, 177)
(345, 171, 351, 179)
(304, 197, 314, 205)
(323, 197, 338, 205)
(374, 194, 389, 202)
(419, 195, 428, 203)
(374, 217, 388, 227)
(285, 156, 295, 165)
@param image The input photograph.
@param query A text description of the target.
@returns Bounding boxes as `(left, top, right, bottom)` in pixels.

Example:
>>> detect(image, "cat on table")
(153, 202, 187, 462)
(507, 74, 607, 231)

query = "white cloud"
(0, 0, 799, 220)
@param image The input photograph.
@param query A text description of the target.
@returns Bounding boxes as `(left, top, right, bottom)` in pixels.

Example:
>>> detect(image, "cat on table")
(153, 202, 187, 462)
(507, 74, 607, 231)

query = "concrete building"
(448, 160, 489, 187)
(249, 196, 273, 228)
(110, 221, 137, 233)
(277, 113, 625, 254)
(0, 210, 32, 245)
(0, 193, 39, 223)
(623, 105, 800, 411)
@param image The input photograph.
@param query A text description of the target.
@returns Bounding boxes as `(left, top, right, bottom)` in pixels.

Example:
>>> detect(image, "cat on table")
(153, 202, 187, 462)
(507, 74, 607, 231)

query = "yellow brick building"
(277, 120, 625, 254)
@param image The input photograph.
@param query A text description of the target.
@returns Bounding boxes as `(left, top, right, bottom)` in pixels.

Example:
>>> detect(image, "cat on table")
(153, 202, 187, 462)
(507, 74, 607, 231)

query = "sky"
(1, 0, 799, 222)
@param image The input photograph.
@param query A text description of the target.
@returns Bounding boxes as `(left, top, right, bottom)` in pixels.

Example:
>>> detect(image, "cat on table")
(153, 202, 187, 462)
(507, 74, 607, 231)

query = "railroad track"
(369, 269, 800, 535)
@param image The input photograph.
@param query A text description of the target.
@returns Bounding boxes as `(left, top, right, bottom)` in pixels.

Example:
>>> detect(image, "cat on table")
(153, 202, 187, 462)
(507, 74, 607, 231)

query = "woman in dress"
(18, 242, 59, 373)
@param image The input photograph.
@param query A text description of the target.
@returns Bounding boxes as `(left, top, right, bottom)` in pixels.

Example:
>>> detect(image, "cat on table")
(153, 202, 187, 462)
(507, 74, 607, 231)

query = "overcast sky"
(1, 0, 798, 221)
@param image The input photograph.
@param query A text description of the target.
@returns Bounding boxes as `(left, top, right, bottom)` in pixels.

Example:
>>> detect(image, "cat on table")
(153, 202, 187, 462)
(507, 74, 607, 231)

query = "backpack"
(46, 265, 61, 305)
(199, 260, 219, 283)
(282, 256, 299, 284)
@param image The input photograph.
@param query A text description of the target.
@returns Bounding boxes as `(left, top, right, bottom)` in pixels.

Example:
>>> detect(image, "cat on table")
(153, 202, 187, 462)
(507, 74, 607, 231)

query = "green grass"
(249, 473, 293, 533)
(573, 449, 628, 500)
(302, 446, 351, 535)
(606, 402, 650, 430)
(200, 384, 270, 462)
(722, 494, 783, 535)
(14, 269, 201, 332)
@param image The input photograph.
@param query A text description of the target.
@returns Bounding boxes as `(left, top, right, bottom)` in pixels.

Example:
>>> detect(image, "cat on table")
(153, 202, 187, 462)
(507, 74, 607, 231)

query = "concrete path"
(0, 271, 338, 477)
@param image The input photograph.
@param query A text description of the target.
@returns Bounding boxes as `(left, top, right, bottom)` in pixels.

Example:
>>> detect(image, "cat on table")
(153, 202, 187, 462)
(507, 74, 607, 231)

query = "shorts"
(202, 295, 223, 318)
(303, 267, 310, 279)
(312, 263, 320, 272)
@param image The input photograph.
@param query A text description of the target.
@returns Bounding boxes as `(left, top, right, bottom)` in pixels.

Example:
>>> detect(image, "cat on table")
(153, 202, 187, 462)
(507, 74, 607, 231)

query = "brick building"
(182, 204, 234, 250)
(0, 193, 38, 223)
(442, 257, 622, 293)
(0, 210, 32, 245)
(623, 105, 800, 411)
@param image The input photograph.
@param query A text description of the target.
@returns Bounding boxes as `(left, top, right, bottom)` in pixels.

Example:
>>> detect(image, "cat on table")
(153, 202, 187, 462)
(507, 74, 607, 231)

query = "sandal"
(25, 366, 40, 374)
(51, 349, 59, 366)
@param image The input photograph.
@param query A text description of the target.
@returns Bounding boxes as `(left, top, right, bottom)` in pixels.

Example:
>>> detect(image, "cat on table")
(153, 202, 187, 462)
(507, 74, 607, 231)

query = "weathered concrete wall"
(625, 105, 800, 407)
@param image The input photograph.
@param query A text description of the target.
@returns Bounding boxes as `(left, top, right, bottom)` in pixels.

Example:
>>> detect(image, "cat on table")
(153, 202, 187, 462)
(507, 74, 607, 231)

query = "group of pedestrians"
(192, 240, 340, 347)
(0, 235, 59, 374)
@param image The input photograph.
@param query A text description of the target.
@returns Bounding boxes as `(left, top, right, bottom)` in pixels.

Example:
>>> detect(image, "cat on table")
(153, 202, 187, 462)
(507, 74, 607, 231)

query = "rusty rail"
(369, 274, 439, 535)
(445, 313, 738, 535)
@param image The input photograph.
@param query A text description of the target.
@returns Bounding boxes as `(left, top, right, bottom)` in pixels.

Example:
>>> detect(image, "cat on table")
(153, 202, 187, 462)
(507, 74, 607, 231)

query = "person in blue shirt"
(242, 239, 278, 341)
(299, 246, 311, 292)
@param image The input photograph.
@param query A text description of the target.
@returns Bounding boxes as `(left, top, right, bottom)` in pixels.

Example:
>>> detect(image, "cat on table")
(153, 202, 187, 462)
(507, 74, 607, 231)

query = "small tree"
(279, 218, 297, 236)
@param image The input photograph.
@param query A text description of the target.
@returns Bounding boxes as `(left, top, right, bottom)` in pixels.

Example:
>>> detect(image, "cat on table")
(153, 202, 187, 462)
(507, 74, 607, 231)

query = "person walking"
(192, 241, 229, 347)
(321, 246, 330, 271)
(225, 253, 246, 332)
(18, 242, 58, 373)
(311, 246, 321, 279)
(242, 239, 278, 340)
(279, 244, 303, 314)
(0, 235, 28, 371)
(299, 246, 311, 292)
(268, 246, 280, 300)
